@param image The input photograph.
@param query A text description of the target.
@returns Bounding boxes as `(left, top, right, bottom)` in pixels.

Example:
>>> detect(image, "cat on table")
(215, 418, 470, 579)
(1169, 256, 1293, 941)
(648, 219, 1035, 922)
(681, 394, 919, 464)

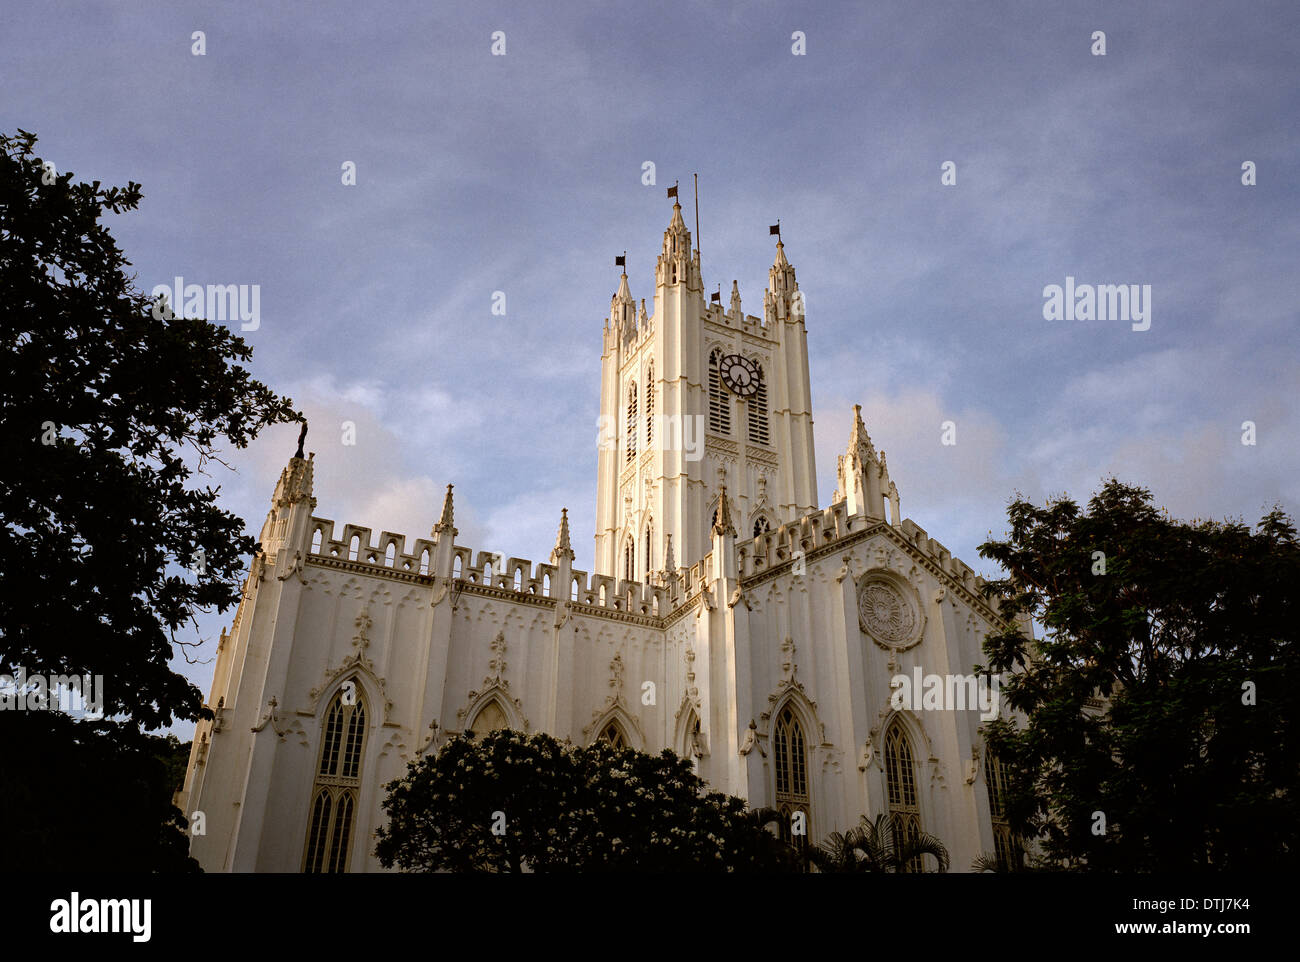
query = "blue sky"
(4, 1, 1297, 738)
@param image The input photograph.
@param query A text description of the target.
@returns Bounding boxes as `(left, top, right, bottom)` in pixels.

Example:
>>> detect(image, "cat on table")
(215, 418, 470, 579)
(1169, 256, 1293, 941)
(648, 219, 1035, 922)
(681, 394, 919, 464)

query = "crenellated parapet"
(307, 518, 437, 578)
(304, 515, 684, 622)
(731, 499, 1004, 622)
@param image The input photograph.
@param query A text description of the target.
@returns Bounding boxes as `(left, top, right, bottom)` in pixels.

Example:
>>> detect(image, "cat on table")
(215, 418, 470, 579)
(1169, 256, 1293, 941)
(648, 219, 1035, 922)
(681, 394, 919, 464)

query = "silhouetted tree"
(978, 479, 1300, 870)
(0, 129, 298, 869)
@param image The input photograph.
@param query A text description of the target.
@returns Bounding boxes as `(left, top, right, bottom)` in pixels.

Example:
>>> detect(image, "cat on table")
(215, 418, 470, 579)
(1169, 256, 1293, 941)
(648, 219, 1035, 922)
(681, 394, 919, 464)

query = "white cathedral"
(179, 198, 1027, 872)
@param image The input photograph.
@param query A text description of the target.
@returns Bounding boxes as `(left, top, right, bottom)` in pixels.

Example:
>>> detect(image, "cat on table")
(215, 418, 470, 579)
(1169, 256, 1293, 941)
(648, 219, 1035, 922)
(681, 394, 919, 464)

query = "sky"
(4, 0, 1297, 738)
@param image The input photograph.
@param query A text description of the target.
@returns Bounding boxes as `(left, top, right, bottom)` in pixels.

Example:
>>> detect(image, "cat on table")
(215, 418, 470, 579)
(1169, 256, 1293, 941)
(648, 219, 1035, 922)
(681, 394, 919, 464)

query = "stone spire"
(773, 238, 790, 270)
(667, 200, 688, 237)
(836, 405, 886, 522)
(656, 199, 696, 290)
(615, 270, 632, 302)
(271, 449, 314, 509)
(259, 434, 315, 563)
(550, 507, 575, 563)
(847, 404, 876, 464)
(663, 532, 675, 572)
(434, 484, 457, 537)
(729, 279, 742, 317)
(610, 270, 635, 337)
(764, 234, 800, 323)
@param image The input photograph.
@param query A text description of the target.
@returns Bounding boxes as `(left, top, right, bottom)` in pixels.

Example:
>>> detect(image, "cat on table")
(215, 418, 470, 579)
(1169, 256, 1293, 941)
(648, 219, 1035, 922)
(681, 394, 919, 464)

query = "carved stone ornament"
(857, 574, 922, 650)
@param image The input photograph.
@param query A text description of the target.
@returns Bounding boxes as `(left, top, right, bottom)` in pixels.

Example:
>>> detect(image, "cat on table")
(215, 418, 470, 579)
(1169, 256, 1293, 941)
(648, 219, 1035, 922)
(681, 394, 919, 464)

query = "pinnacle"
(667, 200, 688, 234)
(847, 404, 875, 461)
(613, 271, 633, 303)
(434, 483, 456, 535)
(551, 507, 575, 562)
(772, 238, 790, 269)
(712, 486, 736, 538)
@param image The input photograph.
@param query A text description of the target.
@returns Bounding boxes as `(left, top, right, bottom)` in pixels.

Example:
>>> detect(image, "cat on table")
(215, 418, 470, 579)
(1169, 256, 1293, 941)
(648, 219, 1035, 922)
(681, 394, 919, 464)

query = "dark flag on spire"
(769, 224, 781, 236)
(615, 254, 626, 268)
(710, 288, 721, 303)
(667, 184, 679, 199)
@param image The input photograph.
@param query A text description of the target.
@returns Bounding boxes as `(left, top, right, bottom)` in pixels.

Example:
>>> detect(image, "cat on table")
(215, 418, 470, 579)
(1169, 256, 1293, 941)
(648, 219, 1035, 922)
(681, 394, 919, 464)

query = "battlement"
(308, 518, 435, 576)
(895, 520, 983, 595)
(305, 498, 994, 619)
(736, 500, 854, 577)
(731, 503, 995, 611)
(305, 517, 680, 619)
(701, 300, 769, 337)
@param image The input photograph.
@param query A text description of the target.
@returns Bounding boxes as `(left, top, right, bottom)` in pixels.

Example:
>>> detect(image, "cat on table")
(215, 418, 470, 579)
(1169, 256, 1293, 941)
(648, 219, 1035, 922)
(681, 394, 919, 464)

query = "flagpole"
(693, 172, 701, 272)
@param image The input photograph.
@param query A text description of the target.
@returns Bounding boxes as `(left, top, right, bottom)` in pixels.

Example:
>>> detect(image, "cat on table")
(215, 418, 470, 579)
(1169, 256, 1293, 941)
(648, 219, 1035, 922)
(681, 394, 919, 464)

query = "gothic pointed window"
(708, 349, 730, 435)
(599, 721, 628, 749)
(646, 364, 654, 447)
(470, 699, 508, 740)
(645, 524, 653, 572)
(754, 516, 771, 538)
(773, 704, 810, 856)
(747, 363, 770, 446)
(884, 721, 923, 873)
(985, 751, 1023, 870)
(626, 383, 638, 463)
(303, 683, 367, 872)
(624, 539, 635, 581)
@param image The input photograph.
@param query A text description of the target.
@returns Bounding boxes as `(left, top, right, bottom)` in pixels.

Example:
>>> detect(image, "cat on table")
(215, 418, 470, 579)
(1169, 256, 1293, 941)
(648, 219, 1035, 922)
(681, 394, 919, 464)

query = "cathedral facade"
(180, 201, 1024, 872)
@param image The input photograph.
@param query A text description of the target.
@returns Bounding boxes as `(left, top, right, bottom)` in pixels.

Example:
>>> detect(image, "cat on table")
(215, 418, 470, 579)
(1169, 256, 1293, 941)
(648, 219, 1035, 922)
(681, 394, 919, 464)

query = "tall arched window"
(773, 704, 810, 855)
(708, 349, 730, 435)
(644, 524, 653, 572)
(884, 721, 923, 873)
(645, 364, 655, 448)
(303, 683, 367, 872)
(747, 362, 770, 445)
(626, 383, 638, 463)
(624, 539, 635, 581)
(985, 751, 1022, 870)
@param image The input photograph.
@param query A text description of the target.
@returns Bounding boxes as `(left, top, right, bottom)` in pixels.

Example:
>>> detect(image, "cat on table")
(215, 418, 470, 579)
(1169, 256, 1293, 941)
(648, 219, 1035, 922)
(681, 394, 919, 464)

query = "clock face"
(719, 354, 760, 397)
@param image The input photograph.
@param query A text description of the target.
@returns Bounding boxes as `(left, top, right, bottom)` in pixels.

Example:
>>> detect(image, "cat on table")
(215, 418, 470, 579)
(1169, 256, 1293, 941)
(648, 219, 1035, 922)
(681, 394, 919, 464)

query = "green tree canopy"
(978, 479, 1299, 871)
(375, 729, 801, 872)
(0, 129, 298, 869)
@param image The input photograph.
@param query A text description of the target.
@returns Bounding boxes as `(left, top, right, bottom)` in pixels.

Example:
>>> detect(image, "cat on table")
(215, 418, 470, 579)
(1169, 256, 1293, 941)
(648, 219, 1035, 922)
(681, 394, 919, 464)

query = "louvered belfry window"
(646, 364, 655, 447)
(708, 349, 730, 435)
(747, 364, 770, 445)
(626, 383, 638, 463)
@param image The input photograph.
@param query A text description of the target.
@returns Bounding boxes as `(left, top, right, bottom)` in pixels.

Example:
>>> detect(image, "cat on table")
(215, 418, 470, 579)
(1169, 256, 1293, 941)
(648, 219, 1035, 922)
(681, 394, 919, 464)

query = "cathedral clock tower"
(594, 198, 818, 582)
